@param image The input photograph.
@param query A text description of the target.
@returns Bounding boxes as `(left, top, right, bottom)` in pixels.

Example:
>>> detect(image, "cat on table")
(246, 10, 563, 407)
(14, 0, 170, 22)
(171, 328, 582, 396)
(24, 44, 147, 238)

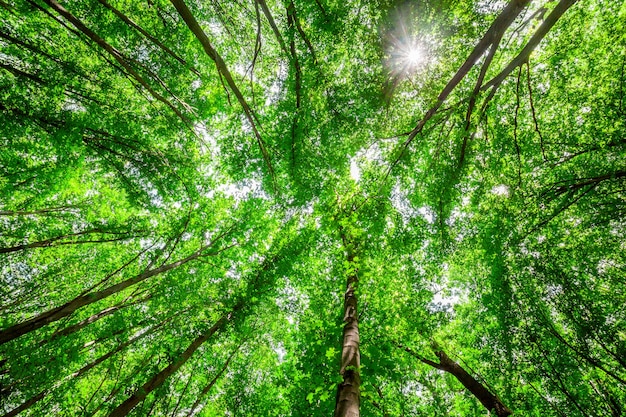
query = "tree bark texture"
(334, 251, 360, 417)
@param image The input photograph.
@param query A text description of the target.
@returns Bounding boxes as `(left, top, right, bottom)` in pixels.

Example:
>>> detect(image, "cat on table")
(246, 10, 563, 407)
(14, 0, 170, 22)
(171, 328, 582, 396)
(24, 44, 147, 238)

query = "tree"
(1, 0, 625, 415)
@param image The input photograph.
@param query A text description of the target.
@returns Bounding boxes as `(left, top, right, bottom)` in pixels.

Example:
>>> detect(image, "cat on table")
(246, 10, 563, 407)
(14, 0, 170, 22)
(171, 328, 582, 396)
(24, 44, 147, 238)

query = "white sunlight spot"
(350, 158, 361, 182)
(404, 44, 426, 68)
(266, 60, 288, 106)
(475, 0, 507, 14)
(491, 184, 510, 197)
(418, 206, 435, 224)
(430, 290, 460, 312)
(386, 36, 427, 77)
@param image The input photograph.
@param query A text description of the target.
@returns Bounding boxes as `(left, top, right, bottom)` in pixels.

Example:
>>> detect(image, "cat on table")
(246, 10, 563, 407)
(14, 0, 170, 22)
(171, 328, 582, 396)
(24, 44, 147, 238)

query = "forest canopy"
(1, 0, 625, 416)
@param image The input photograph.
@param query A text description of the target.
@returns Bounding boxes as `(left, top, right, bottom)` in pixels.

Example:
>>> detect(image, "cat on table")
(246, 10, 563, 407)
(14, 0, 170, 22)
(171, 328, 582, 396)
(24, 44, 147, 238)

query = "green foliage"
(1, 0, 625, 416)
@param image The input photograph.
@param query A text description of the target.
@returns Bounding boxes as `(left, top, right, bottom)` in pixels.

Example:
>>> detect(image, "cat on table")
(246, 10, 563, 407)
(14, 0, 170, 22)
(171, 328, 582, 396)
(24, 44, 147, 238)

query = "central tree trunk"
(334, 250, 360, 417)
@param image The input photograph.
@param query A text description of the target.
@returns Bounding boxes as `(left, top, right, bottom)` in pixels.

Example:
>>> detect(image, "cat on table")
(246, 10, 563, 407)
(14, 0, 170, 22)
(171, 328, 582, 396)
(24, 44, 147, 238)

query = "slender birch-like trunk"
(334, 226, 360, 417)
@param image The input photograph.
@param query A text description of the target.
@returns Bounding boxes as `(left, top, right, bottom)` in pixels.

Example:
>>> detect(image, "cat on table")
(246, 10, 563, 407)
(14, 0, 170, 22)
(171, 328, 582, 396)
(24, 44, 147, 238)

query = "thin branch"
(525, 61, 547, 161)
(43, 0, 190, 125)
(514, 65, 522, 187)
(248, 0, 262, 104)
(526, 379, 568, 417)
(185, 342, 243, 416)
(0, 228, 140, 254)
(287, 0, 302, 176)
(256, 0, 289, 57)
(458, 39, 500, 169)
(169, 0, 276, 188)
(289, 1, 317, 63)
(397, 343, 443, 370)
(0, 205, 81, 216)
(382, 0, 531, 184)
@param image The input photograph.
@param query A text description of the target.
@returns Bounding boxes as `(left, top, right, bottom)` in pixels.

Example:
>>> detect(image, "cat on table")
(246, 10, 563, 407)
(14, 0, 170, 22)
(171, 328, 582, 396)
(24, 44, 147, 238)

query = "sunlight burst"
(387, 37, 426, 77)
(405, 47, 424, 66)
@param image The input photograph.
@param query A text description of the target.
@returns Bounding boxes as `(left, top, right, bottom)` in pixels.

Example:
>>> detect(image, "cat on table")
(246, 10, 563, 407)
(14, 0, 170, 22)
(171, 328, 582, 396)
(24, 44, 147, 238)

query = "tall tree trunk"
(107, 308, 237, 417)
(169, 0, 275, 185)
(334, 226, 360, 417)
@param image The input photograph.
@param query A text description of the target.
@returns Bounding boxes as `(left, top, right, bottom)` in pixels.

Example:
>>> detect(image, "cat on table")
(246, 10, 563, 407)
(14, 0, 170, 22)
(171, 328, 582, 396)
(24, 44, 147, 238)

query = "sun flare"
(386, 35, 428, 78)
(405, 47, 423, 65)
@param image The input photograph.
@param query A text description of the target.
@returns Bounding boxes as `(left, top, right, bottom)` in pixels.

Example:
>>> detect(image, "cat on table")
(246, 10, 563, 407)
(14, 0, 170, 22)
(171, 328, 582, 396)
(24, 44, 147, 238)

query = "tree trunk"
(185, 342, 241, 416)
(0, 228, 123, 254)
(42, 0, 188, 123)
(39, 293, 151, 345)
(169, 0, 275, 183)
(401, 343, 512, 416)
(1, 318, 170, 417)
(334, 226, 360, 417)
